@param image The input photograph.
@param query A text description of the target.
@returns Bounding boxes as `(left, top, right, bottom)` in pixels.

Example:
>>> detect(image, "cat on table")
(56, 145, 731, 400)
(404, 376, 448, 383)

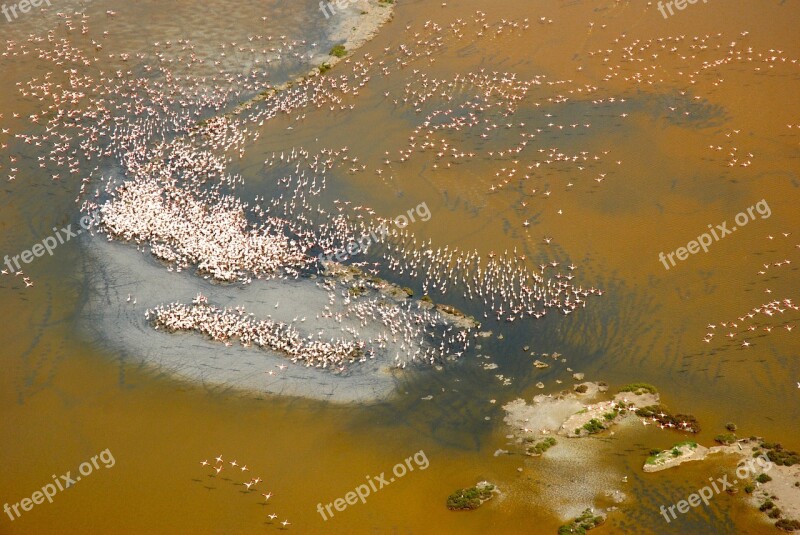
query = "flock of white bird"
(200, 454, 290, 528)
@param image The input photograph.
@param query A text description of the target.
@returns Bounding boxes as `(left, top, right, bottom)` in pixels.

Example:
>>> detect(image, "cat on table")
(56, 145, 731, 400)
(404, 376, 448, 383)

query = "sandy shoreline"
(643, 438, 800, 529)
(503, 383, 800, 529)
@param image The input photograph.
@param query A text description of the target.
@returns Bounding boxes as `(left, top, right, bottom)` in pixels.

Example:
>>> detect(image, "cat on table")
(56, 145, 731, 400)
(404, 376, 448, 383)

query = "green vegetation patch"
(635, 404, 700, 433)
(714, 434, 737, 445)
(582, 419, 606, 435)
(646, 441, 697, 464)
(527, 437, 557, 455)
(775, 519, 800, 532)
(761, 442, 800, 467)
(446, 483, 495, 511)
(756, 473, 773, 484)
(618, 383, 658, 395)
(329, 44, 347, 58)
(557, 508, 606, 535)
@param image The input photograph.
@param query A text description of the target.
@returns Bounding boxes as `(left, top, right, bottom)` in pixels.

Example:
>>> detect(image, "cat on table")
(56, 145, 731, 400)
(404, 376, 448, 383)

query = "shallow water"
(1, 0, 799, 534)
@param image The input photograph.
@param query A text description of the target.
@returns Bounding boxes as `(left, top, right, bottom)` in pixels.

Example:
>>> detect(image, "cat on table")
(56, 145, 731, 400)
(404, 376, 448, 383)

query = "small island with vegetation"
(446, 481, 497, 511)
(559, 383, 658, 438)
(526, 437, 557, 456)
(634, 404, 700, 433)
(643, 441, 704, 473)
(641, 428, 800, 531)
(557, 508, 606, 534)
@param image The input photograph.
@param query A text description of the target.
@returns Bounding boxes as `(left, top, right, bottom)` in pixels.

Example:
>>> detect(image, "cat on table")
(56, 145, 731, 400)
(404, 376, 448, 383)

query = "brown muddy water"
(1, 0, 799, 534)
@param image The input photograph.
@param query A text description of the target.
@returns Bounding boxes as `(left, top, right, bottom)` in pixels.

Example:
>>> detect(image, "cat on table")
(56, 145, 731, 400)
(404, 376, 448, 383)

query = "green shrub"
(558, 508, 605, 535)
(725, 422, 737, 432)
(756, 473, 772, 484)
(446, 484, 495, 511)
(583, 419, 605, 434)
(618, 383, 658, 395)
(761, 442, 800, 466)
(775, 519, 800, 531)
(744, 484, 755, 493)
(528, 437, 557, 455)
(714, 434, 737, 445)
(634, 405, 700, 433)
(329, 44, 347, 58)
